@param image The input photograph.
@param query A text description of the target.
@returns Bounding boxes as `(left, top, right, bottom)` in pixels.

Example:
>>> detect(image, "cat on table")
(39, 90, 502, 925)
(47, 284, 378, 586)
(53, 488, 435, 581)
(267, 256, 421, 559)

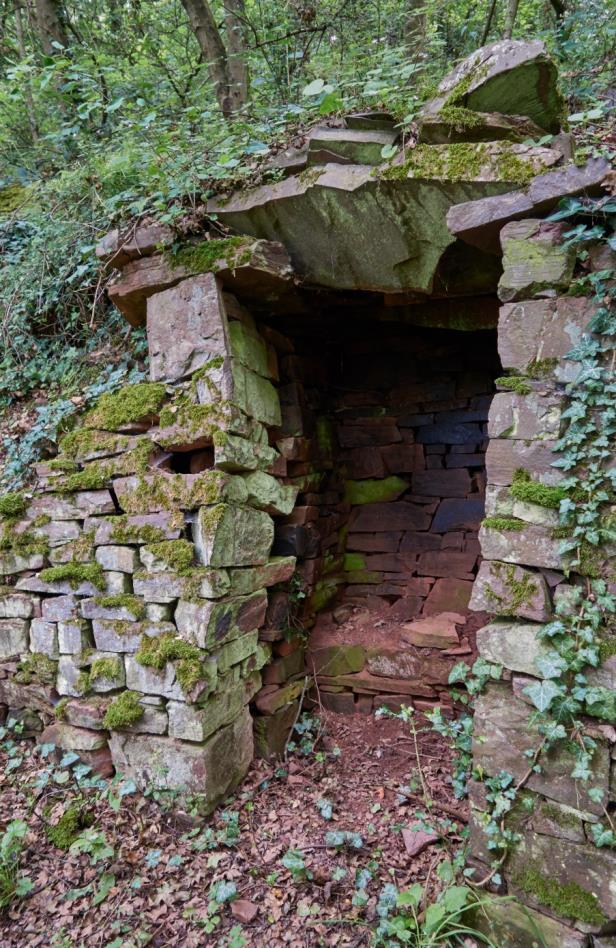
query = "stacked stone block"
(468, 219, 616, 937)
(0, 271, 299, 806)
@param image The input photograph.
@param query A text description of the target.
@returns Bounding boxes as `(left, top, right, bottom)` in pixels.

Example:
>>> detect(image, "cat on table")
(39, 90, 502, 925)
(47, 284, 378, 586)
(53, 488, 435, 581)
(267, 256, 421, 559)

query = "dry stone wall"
(0, 272, 301, 807)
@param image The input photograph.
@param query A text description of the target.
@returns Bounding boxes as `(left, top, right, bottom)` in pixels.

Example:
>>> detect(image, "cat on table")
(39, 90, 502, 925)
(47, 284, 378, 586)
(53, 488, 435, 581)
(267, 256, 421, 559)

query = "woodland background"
(0, 0, 614, 487)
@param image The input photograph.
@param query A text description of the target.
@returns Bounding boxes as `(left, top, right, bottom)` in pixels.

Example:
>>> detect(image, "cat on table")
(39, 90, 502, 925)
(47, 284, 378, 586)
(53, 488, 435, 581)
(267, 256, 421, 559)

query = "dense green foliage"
(0, 0, 615, 488)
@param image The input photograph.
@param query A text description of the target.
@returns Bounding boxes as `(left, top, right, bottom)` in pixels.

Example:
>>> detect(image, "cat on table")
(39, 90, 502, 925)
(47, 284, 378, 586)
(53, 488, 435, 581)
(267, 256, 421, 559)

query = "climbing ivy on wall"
(429, 193, 616, 884)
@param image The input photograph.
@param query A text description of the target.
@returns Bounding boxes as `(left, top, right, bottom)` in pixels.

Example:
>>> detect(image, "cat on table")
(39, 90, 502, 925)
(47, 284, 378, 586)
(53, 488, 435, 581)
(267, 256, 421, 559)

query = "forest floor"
(0, 708, 467, 947)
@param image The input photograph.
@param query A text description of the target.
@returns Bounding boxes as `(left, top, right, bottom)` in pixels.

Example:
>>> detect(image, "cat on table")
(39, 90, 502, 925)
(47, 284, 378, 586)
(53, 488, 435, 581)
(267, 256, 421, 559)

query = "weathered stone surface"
(57, 655, 89, 697)
(95, 545, 139, 573)
(194, 504, 275, 567)
(108, 706, 253, 808)
(307, 126, 398, 165)
(254, 680, 305, 714)
(124, 654, 184, 700)
(230, 362, 282, 426)
(30, 619, 59, 658)
(476, 619, 548, 674)
(423, 578, 473, 615)
(419, 110, 545, 145)
(401, 613, 462, 648)
(0, 551, 45, 574)
(92, 620, 174, 653)
(498, 297, 599, 382)
(421, 40, 562, 133)
(431, 498, 485, 532)
(27, 491, 114, 520)
(96, 221, 174, 268)
(316, 670, 436, 697)
(62, 695, 108, 730)
(488, 391, 562, 440)
(254, 701, 298, 758)
(417, 550, 477, 578)
(214, 431, 277, 473)
(89, 652, 126, 693)
(215, 632, 259, 674)
(148, 273, 228, 382)
(228, 319, 277, 380)
(473, 685, 610, 815)
(39, 722, 112, 776)
(498, 220, 576, 302)
(175, 590, 267, 649)
(242, 471, 296, 515)
(479, 523, 562, 570)
(447, 157, 610, 252)
(365, 649, 453, 683)
(471, 561, 551, 620)
(132, 572, 191, 603)
(508, 829, 616, 922)
(0, 593, 39, 619)
(0, 676, 55, 715)
(307, 645, 366, 676)
(471, 895, 587, 948)
(81, 597, 143, 622)
(110, 239, 294, 327)
(113, 471, 247, 515)
(412, 469, 471, 497)
(209, 145, 556, 296)
(485, 438, 562, 486)
(41, 595, 78, 622)
(85, 512, 183, 545)
(0, 619, 29, 658)
(349, 502, 432, 533)
(168, 672, 259, 742)
(227, 557, 295, 596)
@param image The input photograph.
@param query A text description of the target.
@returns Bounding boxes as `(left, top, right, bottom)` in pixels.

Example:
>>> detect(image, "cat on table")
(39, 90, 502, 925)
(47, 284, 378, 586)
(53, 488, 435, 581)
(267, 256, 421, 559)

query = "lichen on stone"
(485, 562, 538, 615)
(40, 561, 106, 590)
(102, 690, 145, 729)
(379, 141, 538, 185)
(83, 382, 166, 431)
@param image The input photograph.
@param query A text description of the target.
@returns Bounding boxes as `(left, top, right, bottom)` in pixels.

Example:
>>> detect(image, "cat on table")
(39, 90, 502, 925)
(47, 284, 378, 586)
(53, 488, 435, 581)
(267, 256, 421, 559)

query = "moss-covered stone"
(40, 562, 106, 591)
(89, 656, 122, 682)
(102, 691, 145, 730)
(59, 429, 131, 460)
(93, 594, 146, 620)
(166, 237, 252, 275)
(510, 469, 566, 509)
(14, 652, 57, 685)
(135, 633, 213, 694)
(142, 540, 194, 574)
(344, 476, 409, 505)
(84, 383, 166, 431)
(45, 806, 94, 850)
(0, 492, 28, 518)
(512, 864, 606, 926)
(495, 375, 532, 395)
(482, 517, 525, 532)
(380, 142, 541, 185)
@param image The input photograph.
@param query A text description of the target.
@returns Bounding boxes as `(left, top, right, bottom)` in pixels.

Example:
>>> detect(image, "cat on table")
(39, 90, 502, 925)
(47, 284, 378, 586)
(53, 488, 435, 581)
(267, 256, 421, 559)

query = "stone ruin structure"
(1, 39, 614, 944)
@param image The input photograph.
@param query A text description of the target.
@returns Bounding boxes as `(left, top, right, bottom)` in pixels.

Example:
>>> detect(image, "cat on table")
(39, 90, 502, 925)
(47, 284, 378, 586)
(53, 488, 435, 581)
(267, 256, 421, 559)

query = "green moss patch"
(84, 383, 166, 431)
(380, 142, 538, 185)
(40, 562, 106, 590)
(144, 539, 195, 574)
(510, 469, 566, 510)
(344, 476, 408, 506)
(103, 690, 145, 729)
(167, 236, 252, 274)
(89, 656, 122, 682)
(14, 653, 57, 685)
(45, 806, 94, 850)
(59, 429, 130, 459)
(513, 865, 606, 925)
(94, 594, 146, 619)
(495, 375, 532, 395)
(0, 492, 28, 518)
(486, 562, 539, 615)
(483, 517, 525, 532)
(136, 633, 210, 693)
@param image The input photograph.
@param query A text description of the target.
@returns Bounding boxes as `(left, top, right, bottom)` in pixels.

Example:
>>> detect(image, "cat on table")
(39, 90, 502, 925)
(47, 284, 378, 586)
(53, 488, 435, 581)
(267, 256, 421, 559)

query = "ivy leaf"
(535, 652, 567, 679)
(523, 679, 562, 712)
(302, 78, 326, 96)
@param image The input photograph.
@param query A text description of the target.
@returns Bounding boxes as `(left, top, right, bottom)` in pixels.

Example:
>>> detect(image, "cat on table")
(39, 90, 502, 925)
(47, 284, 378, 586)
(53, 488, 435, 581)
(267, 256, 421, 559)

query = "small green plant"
(0, 820, 34, 910)
(281, 848, 312, 882)
(374, 882, 502, 946)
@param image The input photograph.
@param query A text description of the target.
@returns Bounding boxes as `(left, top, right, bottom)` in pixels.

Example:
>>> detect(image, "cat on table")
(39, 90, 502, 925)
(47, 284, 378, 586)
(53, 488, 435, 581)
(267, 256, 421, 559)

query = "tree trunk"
(34, 0, 68, 54)
(481, 0, 498, 45)
(503, 0, 519, 39)
(404, 0, 426, 57)
(180, 0, 233, 116)
(224, 0, 248, 113)
(14, 1, 39, 141)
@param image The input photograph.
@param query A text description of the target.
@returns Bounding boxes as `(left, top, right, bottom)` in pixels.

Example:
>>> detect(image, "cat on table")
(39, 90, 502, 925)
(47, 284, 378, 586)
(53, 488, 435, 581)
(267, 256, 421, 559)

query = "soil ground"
(0, 708, 467, 947)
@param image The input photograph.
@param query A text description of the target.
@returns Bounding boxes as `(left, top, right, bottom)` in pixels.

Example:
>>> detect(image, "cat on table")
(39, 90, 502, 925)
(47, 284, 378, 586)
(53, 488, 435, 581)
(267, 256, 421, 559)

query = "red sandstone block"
(347, 533, 401, 552)
(277, 437, 312, 461)
(445, 454, 485, 468)
(425, 444, 446, 454)
(349, 502, 431, 533)
(320, 691, 356, 713)
(364, 553, 417, 572)
(381, 444, 425, 473)
(426, 456, 444, 469)
(399, 532, 441, 552)
(338, 426, 401, 448)
(388, 597, 425, 620)
(417, 550, 477, 578)
(451, 442, 481, 454)
(341, 447, 385, 479)
(412, 469, 471, 498)
(285, 506, 319, 525)
(423, 578, 473, 615)
(441, 532, 464, 549)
